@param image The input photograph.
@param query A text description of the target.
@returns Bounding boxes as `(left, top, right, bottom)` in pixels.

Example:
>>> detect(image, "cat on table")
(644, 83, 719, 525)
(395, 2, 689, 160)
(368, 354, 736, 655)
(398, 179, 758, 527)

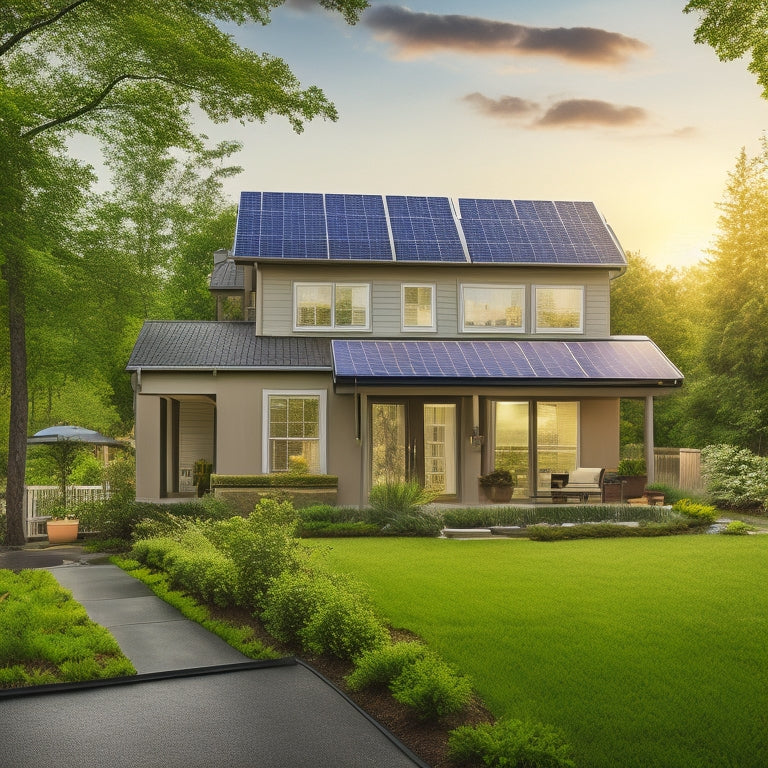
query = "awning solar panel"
(232, 192, 626, 266)
(331, 339, 681, 385)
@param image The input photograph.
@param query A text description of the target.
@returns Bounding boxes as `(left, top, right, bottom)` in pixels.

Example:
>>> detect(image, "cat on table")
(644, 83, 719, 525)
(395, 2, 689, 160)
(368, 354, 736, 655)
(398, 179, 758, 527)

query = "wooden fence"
(654, 448, 703, 490)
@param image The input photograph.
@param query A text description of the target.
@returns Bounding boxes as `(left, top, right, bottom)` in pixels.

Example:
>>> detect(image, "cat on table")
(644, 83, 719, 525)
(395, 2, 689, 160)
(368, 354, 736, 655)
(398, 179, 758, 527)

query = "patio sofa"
(551, 467, 605, 503)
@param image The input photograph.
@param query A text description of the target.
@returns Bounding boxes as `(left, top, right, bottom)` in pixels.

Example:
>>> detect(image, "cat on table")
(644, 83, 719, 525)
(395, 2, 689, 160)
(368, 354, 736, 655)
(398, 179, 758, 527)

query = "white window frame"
(460, 284, 526, 333)
(401, 283, 437, 332)
(533, 285, 584, 334)
(293, 282, 370, 331)
(262, 390, 327, 474)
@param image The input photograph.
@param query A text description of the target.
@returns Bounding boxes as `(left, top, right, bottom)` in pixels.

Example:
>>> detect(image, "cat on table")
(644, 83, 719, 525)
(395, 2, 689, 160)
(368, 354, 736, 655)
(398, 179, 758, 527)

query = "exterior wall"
(578, 398, 621, 470)
(258, 263, 612, 339)
(135, 394, 162, 501)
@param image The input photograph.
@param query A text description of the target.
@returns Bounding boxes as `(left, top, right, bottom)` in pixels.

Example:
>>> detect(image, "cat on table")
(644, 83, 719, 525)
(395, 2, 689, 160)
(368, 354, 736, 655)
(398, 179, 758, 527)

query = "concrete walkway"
(0, 545, 428, 768)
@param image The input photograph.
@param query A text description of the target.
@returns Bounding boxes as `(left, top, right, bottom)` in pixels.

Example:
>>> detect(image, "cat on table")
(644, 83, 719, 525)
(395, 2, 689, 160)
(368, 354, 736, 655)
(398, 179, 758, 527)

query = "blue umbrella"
(27, 425, 123, 446)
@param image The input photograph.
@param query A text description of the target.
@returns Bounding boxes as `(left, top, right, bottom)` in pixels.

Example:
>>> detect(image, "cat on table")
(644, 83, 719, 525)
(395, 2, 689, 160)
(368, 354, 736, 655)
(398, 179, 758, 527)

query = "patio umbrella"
(27, 425, 123, 446)
(27, 425, 125, 507)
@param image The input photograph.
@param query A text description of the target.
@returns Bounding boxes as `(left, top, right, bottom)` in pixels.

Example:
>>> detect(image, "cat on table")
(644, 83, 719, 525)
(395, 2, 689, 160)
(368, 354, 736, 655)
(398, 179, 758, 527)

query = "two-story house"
(127, 192, 683, 506)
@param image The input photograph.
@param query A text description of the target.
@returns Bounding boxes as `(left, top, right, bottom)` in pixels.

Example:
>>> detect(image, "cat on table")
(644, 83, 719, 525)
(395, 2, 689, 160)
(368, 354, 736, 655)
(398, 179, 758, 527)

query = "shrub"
(448, 718, 576, 768)
(346, 641, 430, 690)
(298, 505, 366, 523)
(206, 498, 303, 610)
(721, 520, 754, 535)
(389, 654, 474, 720)
(672, 498, 719, 525)
(617, 458, 646, 476)
(479, 469, 515, 488)
(701, 444, 768, 509)
(297, 520, 381, 538)
(368, 481, 441, 535)
(298, 577, 389, 660)
(261, 570, 326, 644)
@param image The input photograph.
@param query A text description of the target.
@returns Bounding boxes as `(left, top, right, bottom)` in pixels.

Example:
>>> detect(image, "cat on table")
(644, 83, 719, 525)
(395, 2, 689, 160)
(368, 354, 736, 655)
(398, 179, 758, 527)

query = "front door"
(370, 399, 458, 497)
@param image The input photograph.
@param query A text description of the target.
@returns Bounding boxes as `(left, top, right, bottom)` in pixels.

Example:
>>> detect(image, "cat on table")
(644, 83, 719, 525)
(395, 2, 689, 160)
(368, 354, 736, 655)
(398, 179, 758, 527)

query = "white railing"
(23, 485, 111, 538)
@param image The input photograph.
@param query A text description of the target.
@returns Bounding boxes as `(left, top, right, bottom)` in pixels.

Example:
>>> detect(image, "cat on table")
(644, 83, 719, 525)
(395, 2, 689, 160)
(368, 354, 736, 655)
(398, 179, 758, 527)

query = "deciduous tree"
(1, 0, 368, 545)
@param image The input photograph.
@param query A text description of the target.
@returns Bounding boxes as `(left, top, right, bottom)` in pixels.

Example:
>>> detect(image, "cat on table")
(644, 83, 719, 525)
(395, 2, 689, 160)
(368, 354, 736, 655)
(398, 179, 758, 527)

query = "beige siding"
(178, 401, 215, 493)
(256, 263, 613, 338)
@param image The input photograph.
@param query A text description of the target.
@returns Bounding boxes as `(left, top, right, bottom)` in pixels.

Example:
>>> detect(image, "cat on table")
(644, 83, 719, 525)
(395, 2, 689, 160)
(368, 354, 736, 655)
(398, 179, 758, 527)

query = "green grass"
(0, 569, 136, 687)
(314, 536, 768, 768)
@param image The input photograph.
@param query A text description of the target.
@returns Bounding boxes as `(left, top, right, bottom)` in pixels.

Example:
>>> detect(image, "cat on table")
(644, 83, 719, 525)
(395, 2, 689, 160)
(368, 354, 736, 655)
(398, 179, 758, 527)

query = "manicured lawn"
(316, 536, 768, 768)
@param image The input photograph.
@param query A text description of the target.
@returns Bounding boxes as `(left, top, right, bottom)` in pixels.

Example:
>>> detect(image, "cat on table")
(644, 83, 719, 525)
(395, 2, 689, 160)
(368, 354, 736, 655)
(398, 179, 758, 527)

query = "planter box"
(46, 519, 80, 544)
(214, 486, 338, 514)
(480, 485, 514, 504)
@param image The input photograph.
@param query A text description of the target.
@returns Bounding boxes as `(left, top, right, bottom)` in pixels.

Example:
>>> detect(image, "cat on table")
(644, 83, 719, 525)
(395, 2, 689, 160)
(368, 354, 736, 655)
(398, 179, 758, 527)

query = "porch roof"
(127, 322, 332, 370)
(331, 338, 683, 388)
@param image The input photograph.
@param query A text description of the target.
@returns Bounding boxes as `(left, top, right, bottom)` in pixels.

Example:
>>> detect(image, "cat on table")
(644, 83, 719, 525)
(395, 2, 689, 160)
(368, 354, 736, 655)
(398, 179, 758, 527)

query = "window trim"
(532, 285, 585, 334)
(401, 283, 437, 333)
(460, 283, 526, 334)
(293, 282, 371, 332)
(262, 390, 327, 474)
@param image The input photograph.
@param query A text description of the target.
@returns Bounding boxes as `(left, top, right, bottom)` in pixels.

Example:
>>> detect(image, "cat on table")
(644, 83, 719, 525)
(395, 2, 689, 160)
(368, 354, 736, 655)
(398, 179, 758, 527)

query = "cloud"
(464, 92, 539, 118)
(364, 5, 648, 65)
(464, 94, 650, 129)
(535, 99, 648, 127)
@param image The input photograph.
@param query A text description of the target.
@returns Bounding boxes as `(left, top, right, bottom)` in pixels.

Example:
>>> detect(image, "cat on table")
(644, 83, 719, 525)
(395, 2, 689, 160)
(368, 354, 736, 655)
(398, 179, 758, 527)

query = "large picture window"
(402, 284, 436, 331)
(263, 391, 326, 473)
(294, 283, 370, 330)
(534, 286, 584, 333)
(461, 285, 525, 332)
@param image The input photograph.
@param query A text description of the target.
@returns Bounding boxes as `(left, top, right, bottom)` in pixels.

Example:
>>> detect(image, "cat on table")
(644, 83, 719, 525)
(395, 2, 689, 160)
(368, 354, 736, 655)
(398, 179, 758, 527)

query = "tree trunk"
(4, 256, 28, 546)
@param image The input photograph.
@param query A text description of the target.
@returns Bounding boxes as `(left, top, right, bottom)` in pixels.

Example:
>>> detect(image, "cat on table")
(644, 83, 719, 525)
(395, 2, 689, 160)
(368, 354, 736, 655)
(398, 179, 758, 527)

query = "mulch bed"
(208, 605, 494, 768)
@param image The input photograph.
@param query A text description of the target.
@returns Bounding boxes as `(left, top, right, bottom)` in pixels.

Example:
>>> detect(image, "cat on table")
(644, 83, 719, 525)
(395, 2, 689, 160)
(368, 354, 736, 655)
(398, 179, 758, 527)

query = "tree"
(685, 1, 768, 98)
(1, 0, 368, 545)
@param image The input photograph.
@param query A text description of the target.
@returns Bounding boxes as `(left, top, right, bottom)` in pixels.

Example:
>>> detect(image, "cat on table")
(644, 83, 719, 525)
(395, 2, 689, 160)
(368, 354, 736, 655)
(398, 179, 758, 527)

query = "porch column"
(644, 395, 655, 484)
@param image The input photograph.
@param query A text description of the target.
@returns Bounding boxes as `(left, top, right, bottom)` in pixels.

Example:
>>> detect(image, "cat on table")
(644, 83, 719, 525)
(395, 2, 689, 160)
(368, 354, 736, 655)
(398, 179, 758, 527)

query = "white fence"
(23, 485, 110, 538)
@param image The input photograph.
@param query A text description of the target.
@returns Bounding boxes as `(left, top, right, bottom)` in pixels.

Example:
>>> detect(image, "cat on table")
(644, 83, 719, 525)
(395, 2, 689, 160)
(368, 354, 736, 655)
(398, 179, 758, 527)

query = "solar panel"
(325, 194, 392, 260)
(331, 339, 681, 383)
(458, 198, 626, 266)
(385, 195, 467, 262)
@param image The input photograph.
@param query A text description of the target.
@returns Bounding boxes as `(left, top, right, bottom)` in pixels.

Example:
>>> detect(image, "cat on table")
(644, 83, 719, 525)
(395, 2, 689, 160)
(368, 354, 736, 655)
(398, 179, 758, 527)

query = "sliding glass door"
(371, 399, 458, 496)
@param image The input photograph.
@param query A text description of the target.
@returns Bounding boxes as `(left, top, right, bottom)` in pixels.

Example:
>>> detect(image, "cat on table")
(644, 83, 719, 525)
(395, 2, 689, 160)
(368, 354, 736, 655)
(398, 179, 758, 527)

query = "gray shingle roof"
(209, 261, 245, 290)
(127, 322, 332, 370)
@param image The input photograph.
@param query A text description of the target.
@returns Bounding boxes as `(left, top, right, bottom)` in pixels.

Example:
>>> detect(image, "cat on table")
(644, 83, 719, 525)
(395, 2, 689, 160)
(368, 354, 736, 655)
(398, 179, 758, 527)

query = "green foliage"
(205, 498, 303, 610)
(701, 443, 768, 508)
(616, 458, 647, 476)
(685, 1, 768, 99)
(193, 459, 213, 496)
(0, 569, 136, 686)
(526, 520, 695, 540)
(672, 498, 719, 525)
(262, 568, 388, 660)
(368, 481, 441, 535)
(346, 641, 430, 690)
(389, 654, 474, 721)
(68, 452, 104, 486)
(448, 718, 576, 768)
(298, 520, 381, 538)
(211, 474, 338, 488)
(721, 520, 754, 535)
(479, 469, 515, 487)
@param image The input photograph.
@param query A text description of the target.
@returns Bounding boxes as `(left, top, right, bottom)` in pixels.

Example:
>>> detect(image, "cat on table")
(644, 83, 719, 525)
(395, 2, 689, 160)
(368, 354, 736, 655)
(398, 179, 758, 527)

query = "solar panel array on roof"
(232, 192, 626, 266)
(459, 198, 623, 265)
(331, 339, 682, 384)
(385, 195, 466, 262)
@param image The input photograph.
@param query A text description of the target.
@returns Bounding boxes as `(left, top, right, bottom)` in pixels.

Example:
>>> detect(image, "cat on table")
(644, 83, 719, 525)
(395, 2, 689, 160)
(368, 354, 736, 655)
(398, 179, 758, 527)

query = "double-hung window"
(294, 283, 370, 330)
(263, 391, 326, 474)
(534, 286, 584, 333)
(461, 285, 525, 333)
(402, 284, 436, 331)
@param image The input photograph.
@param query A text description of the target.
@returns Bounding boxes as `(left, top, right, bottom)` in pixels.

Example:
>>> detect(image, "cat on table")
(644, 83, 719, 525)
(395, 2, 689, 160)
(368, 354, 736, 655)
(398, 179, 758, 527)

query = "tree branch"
(0, 0, 93, 58)
(21, 73, 186, 140)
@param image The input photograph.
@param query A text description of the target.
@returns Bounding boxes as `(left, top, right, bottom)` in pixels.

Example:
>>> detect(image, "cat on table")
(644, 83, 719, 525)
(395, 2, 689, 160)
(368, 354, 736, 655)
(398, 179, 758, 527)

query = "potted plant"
(616, 458, 647, 500)
(479, 469, 515, 503)
(46, 506, 80, 544)
(193, 459, 213, 497)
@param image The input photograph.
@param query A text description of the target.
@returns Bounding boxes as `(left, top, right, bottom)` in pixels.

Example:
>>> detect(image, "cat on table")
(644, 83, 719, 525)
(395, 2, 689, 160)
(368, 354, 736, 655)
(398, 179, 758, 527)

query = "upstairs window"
(294, 283, 370, 330)
(534, 286, 584, 333)
(402, 284, 436, 331)
(461, 285, 525, 333)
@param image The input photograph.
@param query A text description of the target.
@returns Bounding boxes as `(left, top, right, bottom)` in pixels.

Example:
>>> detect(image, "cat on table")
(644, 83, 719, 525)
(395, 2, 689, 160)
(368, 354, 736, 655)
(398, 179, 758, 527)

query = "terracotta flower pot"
(46, 519, 80, 544)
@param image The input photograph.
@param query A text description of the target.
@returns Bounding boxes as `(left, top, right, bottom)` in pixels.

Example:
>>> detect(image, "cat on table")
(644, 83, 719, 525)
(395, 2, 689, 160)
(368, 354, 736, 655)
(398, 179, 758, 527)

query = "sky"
(206, 0, 768, 269)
